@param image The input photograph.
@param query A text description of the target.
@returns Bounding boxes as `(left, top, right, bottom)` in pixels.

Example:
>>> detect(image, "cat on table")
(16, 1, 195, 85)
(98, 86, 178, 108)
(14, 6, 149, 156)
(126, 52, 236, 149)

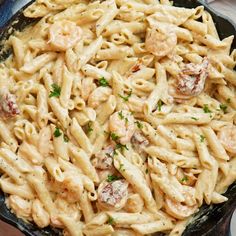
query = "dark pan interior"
(0, 0, 236, 235)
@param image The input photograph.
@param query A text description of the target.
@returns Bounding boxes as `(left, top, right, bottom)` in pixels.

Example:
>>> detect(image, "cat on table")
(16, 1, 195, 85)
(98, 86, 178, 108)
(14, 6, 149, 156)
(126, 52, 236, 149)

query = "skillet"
(0, 0, 236, 235)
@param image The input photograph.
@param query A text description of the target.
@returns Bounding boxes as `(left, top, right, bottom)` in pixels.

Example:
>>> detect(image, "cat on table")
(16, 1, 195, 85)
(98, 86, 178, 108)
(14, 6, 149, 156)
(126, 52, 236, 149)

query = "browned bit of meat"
(131, 64, 141, 73)
(125, 59, 143, 78)
(98, 180, 128, 209)
(94, 145, 114, 170)
(0, 91, 20, 118)
(177, 57, 209, 96)
(131, 131, 149, 154)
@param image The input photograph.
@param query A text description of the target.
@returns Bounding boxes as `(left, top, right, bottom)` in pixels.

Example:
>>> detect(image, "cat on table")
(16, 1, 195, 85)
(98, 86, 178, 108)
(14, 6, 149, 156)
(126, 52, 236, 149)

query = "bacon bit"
(98, 180, 128, 208)
(0, 92, 20, 118)
(177, 57, 209, 96)
(131, 64, 141, 73)
(125, 59, 143, 78)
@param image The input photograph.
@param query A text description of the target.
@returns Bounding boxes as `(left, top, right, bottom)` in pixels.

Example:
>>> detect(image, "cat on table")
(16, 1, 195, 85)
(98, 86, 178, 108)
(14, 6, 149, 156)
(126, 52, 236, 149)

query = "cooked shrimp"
(109, 110, 135, 145)
(87, 87, 112, 109)
(48, 171, 84, 204)
(54, 197, 81, 220)
(7, 195, 32, 219)
(218, 125, 236, 154)
(145, 27, 177, 57)
(0, 89, 20, 118)
(124, 193, 144, 213)
(94, 145, 114, 170)
(177, 57, 209, 96)
(165, 196, 197, 220)
(98, 179, 129, 211)
(51, 197, 81, 227)
(131, 131, 149, 155)
(182, 186, 197, 207)
(32, 199, 50, 228)
(48, 20, 83, 51)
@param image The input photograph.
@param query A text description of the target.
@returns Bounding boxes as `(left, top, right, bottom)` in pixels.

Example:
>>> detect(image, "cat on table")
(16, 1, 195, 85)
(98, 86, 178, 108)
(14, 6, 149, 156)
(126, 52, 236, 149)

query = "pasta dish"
(0, 0, 236, 235)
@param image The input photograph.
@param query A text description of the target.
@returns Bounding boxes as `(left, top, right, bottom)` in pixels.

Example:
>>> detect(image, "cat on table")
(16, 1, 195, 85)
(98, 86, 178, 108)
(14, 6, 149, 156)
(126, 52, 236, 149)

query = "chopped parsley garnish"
(115, 143, 129, 151)
(181, 176, 188, 182)
(99, 77, 109, 87)
(119, 163, 125, 171)
(87, 122, 93, 133)
(145, 169, 149, 174)
(219, 104, 227, 113)
(200, 135, 205, 143)
(191, 117, 198, 121)
(107, 175, 120, 182)
(63, 134, 69, 142)
(113, 143, 129, 155)
(107, 216, 115, 225)
(119, 89, 132, 102)
(49, 84, 61, 98)
(54, 127, 62, 137)
(110, 132, 119, 141)
(227, 98, 231, 103)
(135, 121, 143, 129)
(157, 100, 163, 112)
(203, 104, 211, 113)
(118, 111, 124, 120)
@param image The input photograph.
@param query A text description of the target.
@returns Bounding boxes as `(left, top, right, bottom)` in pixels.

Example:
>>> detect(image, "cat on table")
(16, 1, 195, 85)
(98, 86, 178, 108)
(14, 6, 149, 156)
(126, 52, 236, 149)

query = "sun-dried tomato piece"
(98, 180, 128, 210)
(177, 57, 209, 96)
(0, 91, 20, 118)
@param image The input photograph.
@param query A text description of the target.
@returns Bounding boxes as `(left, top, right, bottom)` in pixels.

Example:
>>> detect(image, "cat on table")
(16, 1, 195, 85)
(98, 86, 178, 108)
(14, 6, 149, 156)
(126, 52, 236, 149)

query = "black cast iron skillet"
(0, 0, 236, 235)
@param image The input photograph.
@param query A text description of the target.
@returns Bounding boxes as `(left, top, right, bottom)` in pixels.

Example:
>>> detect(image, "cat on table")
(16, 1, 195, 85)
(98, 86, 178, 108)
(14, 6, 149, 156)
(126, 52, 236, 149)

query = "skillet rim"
(0, 1, 236, 236)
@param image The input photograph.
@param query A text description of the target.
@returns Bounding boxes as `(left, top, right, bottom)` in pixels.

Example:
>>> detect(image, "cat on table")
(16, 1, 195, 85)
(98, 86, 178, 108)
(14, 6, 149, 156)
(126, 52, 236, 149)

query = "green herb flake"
(99, 77, 109, 87)
(107, 216, 115, 225)
(203, 104, 211, 113)
(87, 122, 93, 133)
(227, 98, 231, 103)
(145, 169, 149, 174)
(200, 135, 205, 143)
(115, 143, 129, 151)
(118, 111, 124, 120)
(157, 100, 163, 112)
(49, 84, 61, 98)
(181, 176, 188, 182)
(54, 127, 62, 137)
(191, 117, 198, 121)
(135, 121, 143, 129)
(63, 134, 69, 142)
(118, 89, 132, 102)
(119, 163, 125, 172)
(219, 104, 227, 113)
(107, 175, 120, 182)
(110, 132, 119, 142)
